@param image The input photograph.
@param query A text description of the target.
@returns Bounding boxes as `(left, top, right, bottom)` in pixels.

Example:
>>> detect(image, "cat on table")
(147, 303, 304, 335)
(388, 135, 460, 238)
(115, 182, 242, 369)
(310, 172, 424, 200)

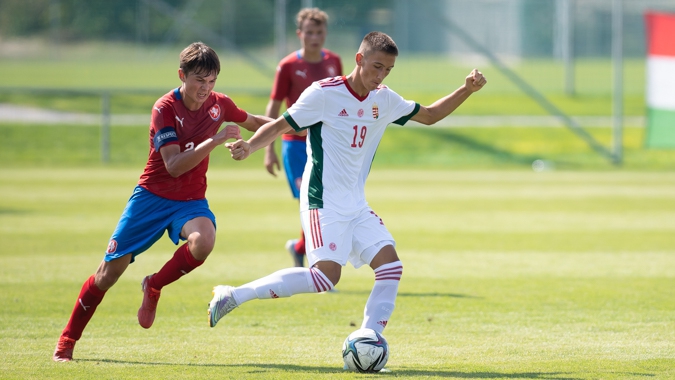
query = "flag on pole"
(645, 11, 675, 148)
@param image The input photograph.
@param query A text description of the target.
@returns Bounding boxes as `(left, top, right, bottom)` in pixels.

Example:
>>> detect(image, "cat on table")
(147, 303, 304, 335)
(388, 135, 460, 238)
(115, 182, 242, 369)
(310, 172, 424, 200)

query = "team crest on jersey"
(106, 239, 118, 254)
(328, 66, 336, 76)
(372, 103, 379, 119)
(208, 104, 221, 121)
(357, 109, 364, 118)
(329, 242, 337, 251)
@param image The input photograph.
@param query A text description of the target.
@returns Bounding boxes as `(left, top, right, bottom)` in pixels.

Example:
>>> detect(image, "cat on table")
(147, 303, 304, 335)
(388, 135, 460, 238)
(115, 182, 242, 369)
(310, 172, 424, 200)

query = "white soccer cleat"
(208, 285, 238, 328)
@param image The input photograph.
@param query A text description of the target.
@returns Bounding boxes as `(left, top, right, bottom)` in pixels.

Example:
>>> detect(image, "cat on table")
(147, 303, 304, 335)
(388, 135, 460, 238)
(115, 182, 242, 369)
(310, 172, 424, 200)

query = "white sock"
(362, 261, 403, 334)
(232, 267, 333, 305)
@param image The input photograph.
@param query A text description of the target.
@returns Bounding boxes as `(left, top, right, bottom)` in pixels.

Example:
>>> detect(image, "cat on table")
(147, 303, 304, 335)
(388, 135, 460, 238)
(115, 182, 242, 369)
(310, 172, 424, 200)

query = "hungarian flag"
(645, 11, 675, 148)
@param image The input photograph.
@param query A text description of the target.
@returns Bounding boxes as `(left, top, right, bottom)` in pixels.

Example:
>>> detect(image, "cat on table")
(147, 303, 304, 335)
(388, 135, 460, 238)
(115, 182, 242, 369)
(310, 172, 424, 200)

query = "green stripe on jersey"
(393, 103, 421, 125)
(283, 111, 301, 131)
(307, 123, 324, 209)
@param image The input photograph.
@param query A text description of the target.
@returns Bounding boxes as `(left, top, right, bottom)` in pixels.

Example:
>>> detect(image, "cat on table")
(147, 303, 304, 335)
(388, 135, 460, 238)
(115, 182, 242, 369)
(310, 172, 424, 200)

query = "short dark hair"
(358, 31, 398, 57)
(179, 42, 220, 77)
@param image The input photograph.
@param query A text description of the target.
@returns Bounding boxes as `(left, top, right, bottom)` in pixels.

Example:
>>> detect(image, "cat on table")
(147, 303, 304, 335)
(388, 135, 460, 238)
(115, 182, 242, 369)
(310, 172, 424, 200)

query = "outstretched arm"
(161, 124, 242, 177)
(263, 99, 283, 176)
(227, 116, 294, 161)
(237, 113, 275, 133)
(411, 69, 487, 125)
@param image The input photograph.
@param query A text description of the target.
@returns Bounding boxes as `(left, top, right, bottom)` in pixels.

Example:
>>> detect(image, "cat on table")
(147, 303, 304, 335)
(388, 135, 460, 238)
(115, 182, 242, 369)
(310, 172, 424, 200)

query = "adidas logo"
(338, 109, 349, 117)
(377, 320, 388, 327)
(269, 289, 279, 299)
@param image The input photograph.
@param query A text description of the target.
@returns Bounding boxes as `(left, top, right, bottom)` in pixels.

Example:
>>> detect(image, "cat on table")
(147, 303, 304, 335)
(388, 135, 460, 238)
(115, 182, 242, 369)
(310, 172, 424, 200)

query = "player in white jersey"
(208, 32, 486, 342)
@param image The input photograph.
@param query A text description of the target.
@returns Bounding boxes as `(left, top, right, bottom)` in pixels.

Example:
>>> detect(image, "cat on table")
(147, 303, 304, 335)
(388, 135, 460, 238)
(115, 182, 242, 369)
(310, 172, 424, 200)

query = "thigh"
(301, 208, 353, 267)
(105, 186, 173, 263)
(350, 208, 395, 268)
(167, 198, 216, 244)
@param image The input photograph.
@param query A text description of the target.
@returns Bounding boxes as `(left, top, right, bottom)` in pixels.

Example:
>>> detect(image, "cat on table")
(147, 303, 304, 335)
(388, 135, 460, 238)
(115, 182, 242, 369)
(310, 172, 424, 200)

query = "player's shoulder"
(278, 51, 302, 67)
(317, 76, 345, 89)
(321, 48, 341, 60)
(373, 84, 397, 98)
(153, 88, 180, 112)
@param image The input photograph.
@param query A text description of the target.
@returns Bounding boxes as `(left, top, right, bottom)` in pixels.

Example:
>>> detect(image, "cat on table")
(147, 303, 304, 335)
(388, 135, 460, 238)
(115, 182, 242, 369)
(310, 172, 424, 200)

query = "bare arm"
(263, 99, 283, 176)
(237, 112, 274, 133)
(411, 69, 487, 125)
(227, 117, 294, 161)
(161, 125, 242, 177)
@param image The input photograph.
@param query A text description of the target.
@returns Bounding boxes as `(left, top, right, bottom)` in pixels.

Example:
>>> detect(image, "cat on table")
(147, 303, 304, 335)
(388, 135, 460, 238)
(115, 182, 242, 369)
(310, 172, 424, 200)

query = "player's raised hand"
(465, 69, 487, 92)
(225, 139, 251, 161)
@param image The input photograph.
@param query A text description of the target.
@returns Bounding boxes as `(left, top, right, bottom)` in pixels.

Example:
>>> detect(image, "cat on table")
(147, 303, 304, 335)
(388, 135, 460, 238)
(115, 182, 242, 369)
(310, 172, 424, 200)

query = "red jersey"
(270, 49, 342, 141)
(138, 88, 248, 201)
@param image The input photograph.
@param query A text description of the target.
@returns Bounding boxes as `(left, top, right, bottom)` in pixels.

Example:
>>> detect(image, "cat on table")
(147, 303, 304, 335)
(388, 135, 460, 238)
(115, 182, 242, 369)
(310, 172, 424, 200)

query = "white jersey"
(284, 76, 419, 215)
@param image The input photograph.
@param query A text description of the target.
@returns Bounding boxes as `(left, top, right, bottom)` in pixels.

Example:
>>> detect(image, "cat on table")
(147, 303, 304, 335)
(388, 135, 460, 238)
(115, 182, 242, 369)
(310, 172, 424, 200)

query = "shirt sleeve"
(385, 88, 419, 125)
(150, 101, 178, 152)
(270, 61, 291, 101)
(284, 82, 325, 131)
(219, 95, 248, 123)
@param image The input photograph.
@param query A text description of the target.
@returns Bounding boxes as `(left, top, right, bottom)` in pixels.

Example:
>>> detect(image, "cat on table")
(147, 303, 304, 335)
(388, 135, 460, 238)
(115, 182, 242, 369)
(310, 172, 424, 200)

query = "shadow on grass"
(422, 129, 541, 167)
(0, 208, 29, 215)
(75, 358, 643, 379)
(334, 289, 480, 299)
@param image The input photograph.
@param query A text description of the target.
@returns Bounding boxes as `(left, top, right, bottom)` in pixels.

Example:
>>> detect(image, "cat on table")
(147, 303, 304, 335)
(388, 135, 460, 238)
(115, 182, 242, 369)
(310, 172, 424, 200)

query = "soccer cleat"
(53, 335, 76, 362)
(208, 285, 238, 328)
(285, 239, 304, 267)
(138, 275, 161, 329)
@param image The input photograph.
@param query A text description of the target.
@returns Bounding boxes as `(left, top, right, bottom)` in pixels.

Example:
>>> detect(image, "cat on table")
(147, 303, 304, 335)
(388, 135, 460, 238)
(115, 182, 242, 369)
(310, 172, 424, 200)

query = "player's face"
(358, 51, 396, 91)
(179, 69, 217, 110)
(298, 20, 326, 54)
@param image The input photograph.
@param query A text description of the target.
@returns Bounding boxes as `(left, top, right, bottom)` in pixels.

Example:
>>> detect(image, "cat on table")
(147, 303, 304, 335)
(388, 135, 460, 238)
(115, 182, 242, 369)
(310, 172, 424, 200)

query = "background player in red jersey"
(52, 42, 272, 362)
(263, 8, 342, 267)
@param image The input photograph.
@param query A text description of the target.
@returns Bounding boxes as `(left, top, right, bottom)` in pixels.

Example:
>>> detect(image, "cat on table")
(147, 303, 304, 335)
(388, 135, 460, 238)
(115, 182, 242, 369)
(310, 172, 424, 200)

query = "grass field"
(2, 123, 674, 171)
(1, 167, 674, 379)
(0, 41, 648, 117)
(1, 41, 674, 379)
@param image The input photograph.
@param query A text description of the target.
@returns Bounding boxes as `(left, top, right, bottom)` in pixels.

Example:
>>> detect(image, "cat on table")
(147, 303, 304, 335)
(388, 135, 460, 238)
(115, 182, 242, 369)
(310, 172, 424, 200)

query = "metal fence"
(2, 0, 675, 163)
(3, 0, 674, 58)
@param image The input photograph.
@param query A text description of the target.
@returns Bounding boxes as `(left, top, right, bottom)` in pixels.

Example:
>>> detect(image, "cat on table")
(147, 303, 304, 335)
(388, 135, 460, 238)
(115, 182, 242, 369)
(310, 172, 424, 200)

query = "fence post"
(612, 0, 623, 165)
(101, 91, 111, 163)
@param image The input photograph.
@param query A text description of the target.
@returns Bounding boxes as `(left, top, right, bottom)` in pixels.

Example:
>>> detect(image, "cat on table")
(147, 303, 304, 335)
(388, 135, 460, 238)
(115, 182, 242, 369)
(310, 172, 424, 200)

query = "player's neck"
(300, 48, 323, 63)
(346, 71, 369, 98)
(179, 87, 204, 111)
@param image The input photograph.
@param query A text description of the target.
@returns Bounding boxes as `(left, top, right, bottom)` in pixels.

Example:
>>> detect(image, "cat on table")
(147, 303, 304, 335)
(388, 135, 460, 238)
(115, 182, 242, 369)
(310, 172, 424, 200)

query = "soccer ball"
(342, 328, 389, 372)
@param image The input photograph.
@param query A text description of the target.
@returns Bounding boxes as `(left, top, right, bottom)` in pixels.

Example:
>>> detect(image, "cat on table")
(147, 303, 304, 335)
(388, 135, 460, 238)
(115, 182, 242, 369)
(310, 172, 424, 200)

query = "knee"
(314, 262, 341, 286)
(188, 231, 215, 260)
(328, 271, 341, 286)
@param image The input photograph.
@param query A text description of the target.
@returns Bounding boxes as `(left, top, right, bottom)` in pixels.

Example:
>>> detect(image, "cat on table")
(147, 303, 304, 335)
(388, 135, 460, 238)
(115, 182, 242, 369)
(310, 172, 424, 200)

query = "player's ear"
(356, 53, 364, 66)
(178, 69, 186, 82)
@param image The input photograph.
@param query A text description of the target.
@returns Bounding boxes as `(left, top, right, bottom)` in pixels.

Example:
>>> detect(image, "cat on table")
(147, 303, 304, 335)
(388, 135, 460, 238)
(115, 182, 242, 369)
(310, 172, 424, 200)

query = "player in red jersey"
(263, 8, 342, 267)
(52, 42, 272, 362)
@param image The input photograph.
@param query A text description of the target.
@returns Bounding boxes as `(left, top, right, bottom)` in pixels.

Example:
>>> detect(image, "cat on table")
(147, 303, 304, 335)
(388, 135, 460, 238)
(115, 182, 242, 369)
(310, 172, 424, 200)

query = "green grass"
(1, 168, 674, 379)
(0, 41, 648, 116)
(2, 123, 674, 171)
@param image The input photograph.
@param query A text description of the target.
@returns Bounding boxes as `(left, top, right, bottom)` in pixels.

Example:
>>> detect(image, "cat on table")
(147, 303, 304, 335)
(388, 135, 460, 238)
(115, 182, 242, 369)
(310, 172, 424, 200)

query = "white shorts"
(300, 207, 395, 269)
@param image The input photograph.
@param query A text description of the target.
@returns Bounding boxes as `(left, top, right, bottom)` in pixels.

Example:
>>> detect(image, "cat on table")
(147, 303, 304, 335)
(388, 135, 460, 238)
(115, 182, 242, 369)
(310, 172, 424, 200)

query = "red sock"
(147, 243, 204, 290)
(294, 230, 306, 255)
(62, 275, 106, 341)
